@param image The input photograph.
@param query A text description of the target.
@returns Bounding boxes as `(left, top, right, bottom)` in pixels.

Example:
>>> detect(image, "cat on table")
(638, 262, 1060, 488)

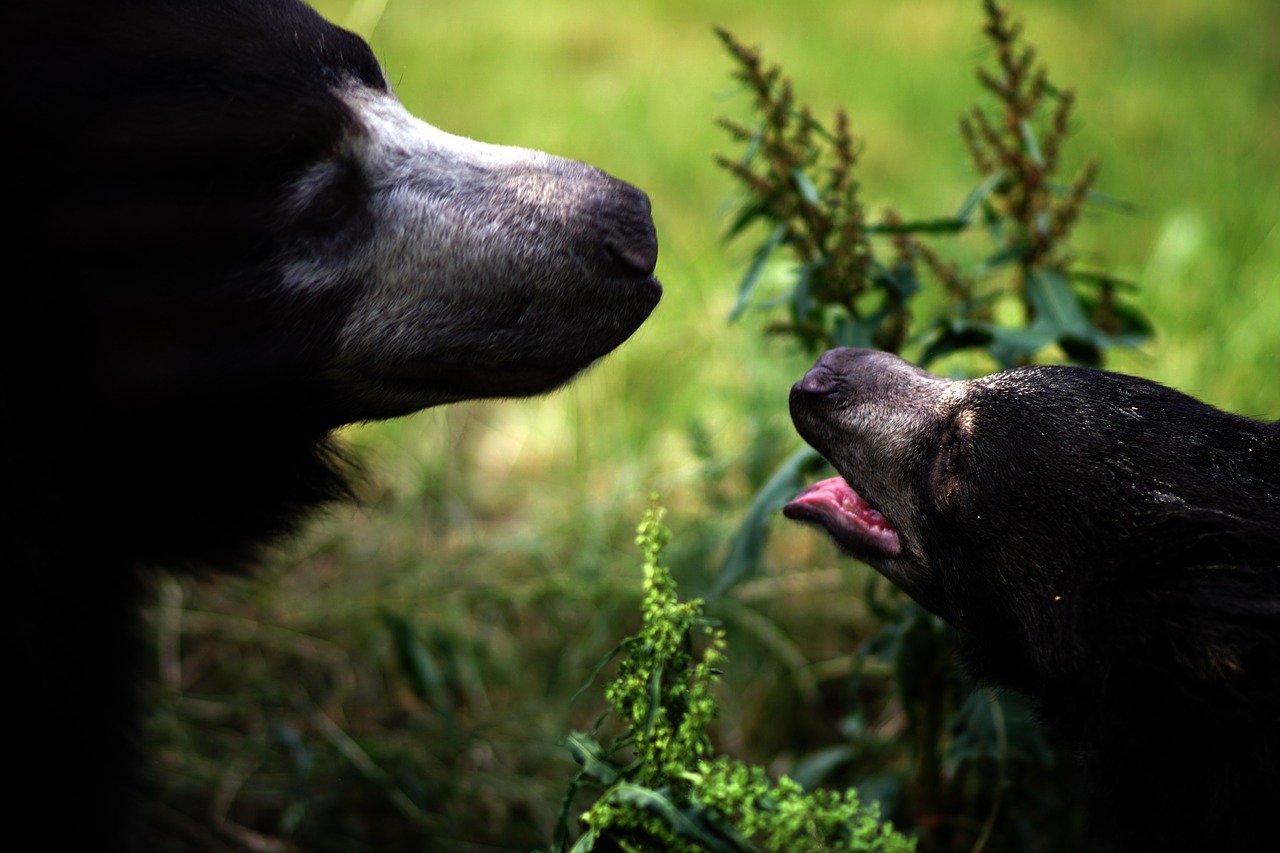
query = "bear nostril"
(606, 224, 659, 278)
(796, 364, 840, 397)
(790, 367, 842, 420)
(599, 186, 658, 278)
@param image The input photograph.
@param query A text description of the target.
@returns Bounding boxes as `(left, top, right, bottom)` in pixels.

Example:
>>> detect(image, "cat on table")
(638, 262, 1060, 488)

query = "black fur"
(785, 348, 1280, 852)
(4, 0, 660, 847)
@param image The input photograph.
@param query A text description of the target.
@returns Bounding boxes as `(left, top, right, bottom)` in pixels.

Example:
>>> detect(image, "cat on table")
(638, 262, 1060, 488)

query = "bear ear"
(928, 408, 972, 510)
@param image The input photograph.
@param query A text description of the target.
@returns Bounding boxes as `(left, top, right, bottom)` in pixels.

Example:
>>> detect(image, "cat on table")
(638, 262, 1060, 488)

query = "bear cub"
(785, 347, 1279, 853)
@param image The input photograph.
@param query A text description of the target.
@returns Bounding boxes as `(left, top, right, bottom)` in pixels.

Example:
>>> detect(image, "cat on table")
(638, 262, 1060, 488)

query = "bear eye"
(296, 160, 362, 233)
(305, 186, 350, 225)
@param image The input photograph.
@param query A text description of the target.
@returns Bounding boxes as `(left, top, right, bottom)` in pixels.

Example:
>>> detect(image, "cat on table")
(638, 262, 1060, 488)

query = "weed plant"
(551, 501, 914, 853)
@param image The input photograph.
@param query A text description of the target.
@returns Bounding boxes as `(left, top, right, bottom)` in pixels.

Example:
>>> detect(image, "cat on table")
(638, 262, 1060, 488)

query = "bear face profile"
(4, 0, 658, 846)
(10, 1, 660, 426)
(785, 347, 1279, 853)
(6, 0, 661, 566)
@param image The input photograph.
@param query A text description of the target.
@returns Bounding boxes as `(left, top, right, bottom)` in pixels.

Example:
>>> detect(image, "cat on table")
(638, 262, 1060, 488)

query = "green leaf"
(990, 324, 1057, 363)
(789, 744, 858, 790)
(602, 784, 744, 853)
(729, 222, 786, 321)
(567, 828, 599, 853)
(740, 120, 766, 168)
(893, 607, 951, 715)
(1081, 186, 1140, 213)
(872, 259, 922, 301)
(789, 259, 822, 322)
(569, 637, 633, 708)
(709, 446, 822, 602)
(565, 731, 625, 787)
(864, 217, 968, 236)
(723, 200, 768, 243)
(1069, 269, 1139, 292)
(382, 612, 453, 722)
(863, 573, 907, 623)
(1100, 304, 1155, 341)
(1019, 119, 1043, 166)
(918, 321, 997, 367)
(945, 688, 1057, 775)
(945, 689, 1005, 771)
(1042, 183, 1139, 214)
(792, 168, 822, 206)
(954, 171, 1006, 223)
(833, 312, 882, 349)
(973, 241, 1030, 275)
(1026, 268, 1091, 337)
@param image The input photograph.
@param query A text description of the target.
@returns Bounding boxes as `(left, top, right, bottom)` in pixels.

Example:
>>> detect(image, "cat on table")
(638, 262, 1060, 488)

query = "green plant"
(710, 2, 1149, 851)
(552, 501, 915, 853)
(715, 0, 1149, 372)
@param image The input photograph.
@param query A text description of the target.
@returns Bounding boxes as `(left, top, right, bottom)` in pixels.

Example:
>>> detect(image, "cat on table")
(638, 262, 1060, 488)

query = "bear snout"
(794, 348, 953, 413)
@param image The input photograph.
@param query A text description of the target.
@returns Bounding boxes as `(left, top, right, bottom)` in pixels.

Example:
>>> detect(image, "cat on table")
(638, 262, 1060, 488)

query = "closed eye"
(930, 407, 971, 506)
(938, 415, 963, 472)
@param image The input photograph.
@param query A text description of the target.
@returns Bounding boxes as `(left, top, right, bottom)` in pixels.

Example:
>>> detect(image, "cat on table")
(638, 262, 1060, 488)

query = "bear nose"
(598, 181, 659, 278)
(796, 364, 839, 397)
(795, 351, 865, 398)
(792, 349, 880, 401)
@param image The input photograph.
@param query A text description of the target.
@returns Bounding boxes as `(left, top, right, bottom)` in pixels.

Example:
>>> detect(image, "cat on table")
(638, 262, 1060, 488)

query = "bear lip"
(783, 476, 902, 558)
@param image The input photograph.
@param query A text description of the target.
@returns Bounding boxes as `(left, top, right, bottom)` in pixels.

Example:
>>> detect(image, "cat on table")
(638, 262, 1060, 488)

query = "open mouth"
(783, 476, 901, 558)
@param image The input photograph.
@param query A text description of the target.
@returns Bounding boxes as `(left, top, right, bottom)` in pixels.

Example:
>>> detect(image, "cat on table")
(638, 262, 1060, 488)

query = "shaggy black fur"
(4, 1, 659, 847)
(785, 348, 1279, 852)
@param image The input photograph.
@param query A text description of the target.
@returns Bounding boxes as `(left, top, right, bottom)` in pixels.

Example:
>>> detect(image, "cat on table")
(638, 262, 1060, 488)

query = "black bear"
(4, 0, 659, 847)
(784, 348, 1279, 853)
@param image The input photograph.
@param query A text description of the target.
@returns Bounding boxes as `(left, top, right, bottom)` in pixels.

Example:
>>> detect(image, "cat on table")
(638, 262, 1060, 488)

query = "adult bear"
(4, 0, 659, 847)
(784, 348, 1279, 853)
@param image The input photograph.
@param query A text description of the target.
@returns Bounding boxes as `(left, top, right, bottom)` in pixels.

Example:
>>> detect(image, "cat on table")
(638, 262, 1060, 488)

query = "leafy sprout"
(552, 500, 915, 853)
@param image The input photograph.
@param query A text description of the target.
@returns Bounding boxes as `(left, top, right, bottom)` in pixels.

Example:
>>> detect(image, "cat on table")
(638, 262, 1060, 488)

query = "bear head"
(784, 347, 1280, 692)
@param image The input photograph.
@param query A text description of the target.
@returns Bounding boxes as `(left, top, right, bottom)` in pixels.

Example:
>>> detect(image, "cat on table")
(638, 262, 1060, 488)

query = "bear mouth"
(783, 476, 902, 559)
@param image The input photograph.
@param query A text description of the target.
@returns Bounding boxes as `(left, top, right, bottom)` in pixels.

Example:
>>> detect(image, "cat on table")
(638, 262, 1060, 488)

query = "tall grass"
(139, 1, 1278, 850)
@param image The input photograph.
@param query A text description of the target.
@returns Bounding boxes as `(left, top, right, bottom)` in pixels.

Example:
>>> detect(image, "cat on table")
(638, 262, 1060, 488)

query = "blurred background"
(138, 0, 1279, 850)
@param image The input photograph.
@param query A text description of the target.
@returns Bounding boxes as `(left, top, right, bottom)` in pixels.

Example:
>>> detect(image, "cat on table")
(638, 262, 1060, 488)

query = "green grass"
(139, 1, 1279, 849)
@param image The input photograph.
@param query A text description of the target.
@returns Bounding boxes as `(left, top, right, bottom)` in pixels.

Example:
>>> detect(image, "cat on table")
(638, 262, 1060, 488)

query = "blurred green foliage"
(136, 1, 1278, 850)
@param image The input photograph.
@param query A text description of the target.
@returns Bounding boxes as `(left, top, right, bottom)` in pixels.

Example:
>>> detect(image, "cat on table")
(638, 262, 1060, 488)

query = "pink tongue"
(783, 476, 901, 557)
